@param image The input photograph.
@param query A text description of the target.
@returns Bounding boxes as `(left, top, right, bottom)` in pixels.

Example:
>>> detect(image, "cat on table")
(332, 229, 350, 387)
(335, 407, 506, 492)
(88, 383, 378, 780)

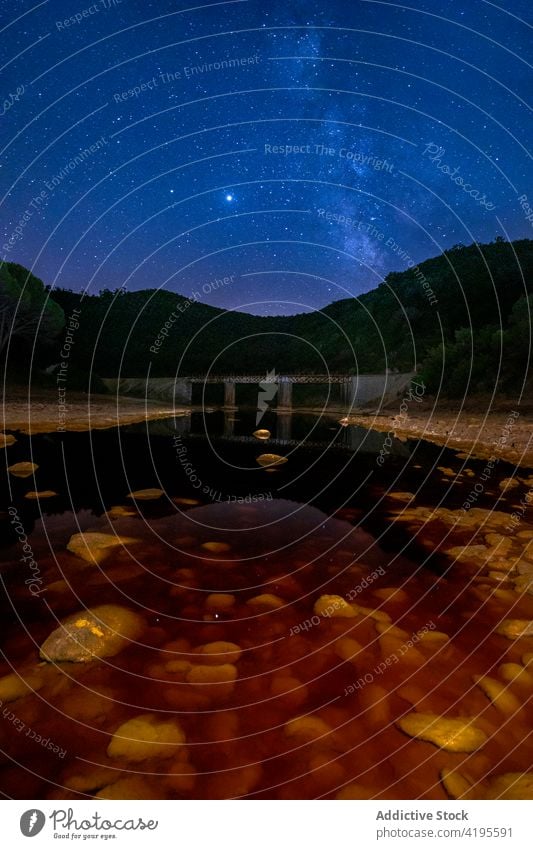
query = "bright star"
(225, 194, 234, 201)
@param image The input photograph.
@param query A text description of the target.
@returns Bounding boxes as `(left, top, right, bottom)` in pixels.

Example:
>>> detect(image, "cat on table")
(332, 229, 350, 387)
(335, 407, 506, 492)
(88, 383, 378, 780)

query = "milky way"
(1, 0, 531, 314)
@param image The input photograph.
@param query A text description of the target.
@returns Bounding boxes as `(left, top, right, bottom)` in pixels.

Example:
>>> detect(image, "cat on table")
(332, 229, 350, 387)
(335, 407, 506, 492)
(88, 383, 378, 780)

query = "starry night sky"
(1, 0, 532, 314)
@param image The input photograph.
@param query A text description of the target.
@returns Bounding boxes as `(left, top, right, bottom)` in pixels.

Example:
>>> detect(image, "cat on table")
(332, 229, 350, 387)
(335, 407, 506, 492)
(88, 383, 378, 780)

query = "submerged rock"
(193, 641, 242, 664)
(440, 768, 475, 799)
(0, 433, 16, 448)
(8, 461, 38, 478)
(473, 674, 522, 714)
(496, 619, 533, 638)
(39, 604, 144, 663)
(106, 505, 137, 517)
(67, 531, 139, 564)
(499, 477, 520, 491)
(314, 594, 356, 618)
(172, 497, 201, 506)
(247, 593, 284, 609)
(256, 453, 288, 468)
(24, 490, 58, 500)
(396, 712, 487, 752)
(284, 715, 333, 741)
(201, 541, 231, 554)
(0, 671, 43, 703)
(441, 768, 533, 800)
(252, 429, 271, 440)
(205, 593, 235, 610)
(484, 773, 533, 799)
(127, 488, 164, 500)
(107, 714, 186, 762)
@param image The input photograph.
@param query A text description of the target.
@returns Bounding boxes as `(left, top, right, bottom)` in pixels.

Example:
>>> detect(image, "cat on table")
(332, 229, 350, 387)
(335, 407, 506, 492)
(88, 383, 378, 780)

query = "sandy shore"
(345, 400, 533, 469)
(2, 388, 533, 468)
(1, 389, 183, 436)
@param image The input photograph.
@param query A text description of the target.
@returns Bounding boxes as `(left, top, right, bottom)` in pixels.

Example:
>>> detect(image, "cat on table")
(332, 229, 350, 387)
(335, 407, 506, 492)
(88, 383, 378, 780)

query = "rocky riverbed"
(345, 401, 533, 469)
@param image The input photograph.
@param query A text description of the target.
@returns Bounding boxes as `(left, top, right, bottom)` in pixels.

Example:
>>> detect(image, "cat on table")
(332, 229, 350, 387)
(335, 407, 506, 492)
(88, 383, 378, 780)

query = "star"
(225, 194, 234, 202)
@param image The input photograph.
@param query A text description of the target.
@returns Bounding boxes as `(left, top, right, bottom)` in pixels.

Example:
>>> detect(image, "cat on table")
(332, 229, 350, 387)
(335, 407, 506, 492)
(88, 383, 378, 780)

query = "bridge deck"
(187, 374, 358, 384)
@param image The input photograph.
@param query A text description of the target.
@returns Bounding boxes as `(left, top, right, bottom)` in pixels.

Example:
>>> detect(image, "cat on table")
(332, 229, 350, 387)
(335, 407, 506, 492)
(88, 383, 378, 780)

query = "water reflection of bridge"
(143, 411, 409, 457)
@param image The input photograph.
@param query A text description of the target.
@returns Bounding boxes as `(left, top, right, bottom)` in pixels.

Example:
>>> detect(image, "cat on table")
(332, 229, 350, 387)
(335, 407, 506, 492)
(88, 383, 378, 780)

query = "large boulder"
(39, 605, 144, 663)
(66, 532, 139, 564)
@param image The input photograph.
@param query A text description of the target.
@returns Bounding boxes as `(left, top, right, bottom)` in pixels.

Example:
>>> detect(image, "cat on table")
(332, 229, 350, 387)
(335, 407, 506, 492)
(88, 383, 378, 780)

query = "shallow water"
(1, 409, 532, 799)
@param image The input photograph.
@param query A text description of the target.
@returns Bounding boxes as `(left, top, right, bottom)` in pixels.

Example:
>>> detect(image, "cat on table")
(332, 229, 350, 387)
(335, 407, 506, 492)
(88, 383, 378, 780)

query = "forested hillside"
(2, 237, 531, 397)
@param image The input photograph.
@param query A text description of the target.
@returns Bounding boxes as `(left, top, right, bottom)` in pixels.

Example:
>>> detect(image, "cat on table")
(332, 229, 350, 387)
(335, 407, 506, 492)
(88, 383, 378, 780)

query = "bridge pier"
(223, 380, 237, 409)
(223, 412, 235, 437)
(277, 381, 292, 410)
(276, 413, 292, 441)
(342, 377, 357, 411)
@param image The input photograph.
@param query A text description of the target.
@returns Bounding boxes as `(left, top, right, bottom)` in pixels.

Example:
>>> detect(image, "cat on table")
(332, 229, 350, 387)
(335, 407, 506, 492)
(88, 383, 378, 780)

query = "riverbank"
(2, 387, 533, 469)
(344, 398, 533, 469)
(1, 388, 182, 436)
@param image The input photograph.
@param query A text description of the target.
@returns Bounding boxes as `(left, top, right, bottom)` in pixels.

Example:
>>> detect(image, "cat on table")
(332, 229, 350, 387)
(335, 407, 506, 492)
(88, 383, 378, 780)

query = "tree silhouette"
(0, 263, 64, 357)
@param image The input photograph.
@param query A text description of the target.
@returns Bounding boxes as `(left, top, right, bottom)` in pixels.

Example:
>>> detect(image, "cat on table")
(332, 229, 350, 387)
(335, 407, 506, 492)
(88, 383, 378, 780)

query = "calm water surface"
(1, 409, 532, 799)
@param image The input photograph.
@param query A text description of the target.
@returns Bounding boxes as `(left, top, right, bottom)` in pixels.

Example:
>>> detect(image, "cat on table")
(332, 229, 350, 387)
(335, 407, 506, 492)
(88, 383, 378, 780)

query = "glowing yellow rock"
(67, 532, 139, 564)
(256, 453, 288, 467)
(127, 488, 164, 500)
(107, 714, 186, 762)
(0, 671, 42, 703)
(484, 773, 533, 799)
(205, 593, 235, 610)
(270, 674, 308, 708)
(496, 619, 533, 638)
(396, 713, 487, 752)
(308, 750, 345, 788)
(334, 637, 363, 662)
(194, 641, 242, 664)
(418, 630, 450, 644)
(376, 623, 409, 639)
(314, 594, 356, 618)
(473, 675, 522, 714)
(186, 663, 237, 697)
(24, 490, 57, 500)
(173, 497, 201, 506)
(40, 604, 144, 663)
(201, 541, 231, 553)
(64, 766, 118, 793)
(253, 429, 271, 440)
(206, 764, 262, 799)
(164, 660, 191, 675)
(106, 505, 136, 517)
(336, 784, 371, 799)
(352, 603, 391, 623)
(499, 477, 519, 491)
(498, 663, 533, 686)
(440, 768, 474, 799)
(8, 461, 38, 478)
(374, 587, 409, 603)
(247, 593, 284, 609)
(165, 761, 197, 792)
(96, 777, 161, 799)
(284, 715, 332, 741)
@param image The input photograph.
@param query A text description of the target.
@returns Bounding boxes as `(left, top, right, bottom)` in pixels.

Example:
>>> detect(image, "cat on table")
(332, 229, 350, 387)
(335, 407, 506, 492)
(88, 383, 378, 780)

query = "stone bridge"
(103, 371, 415, 411)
